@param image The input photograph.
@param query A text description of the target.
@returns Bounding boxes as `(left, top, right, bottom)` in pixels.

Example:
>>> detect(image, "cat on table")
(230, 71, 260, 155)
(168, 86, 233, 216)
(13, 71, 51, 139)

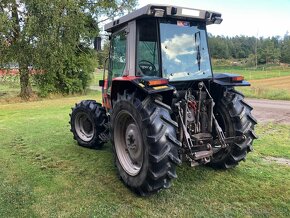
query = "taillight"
(231, 76, 244, 82)
(147, 79, 168, 86)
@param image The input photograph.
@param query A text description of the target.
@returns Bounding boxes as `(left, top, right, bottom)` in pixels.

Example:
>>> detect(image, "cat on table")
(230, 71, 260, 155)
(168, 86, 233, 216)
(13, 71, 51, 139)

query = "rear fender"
(111, 77, 175, 107)
(213, 73, 250, 86)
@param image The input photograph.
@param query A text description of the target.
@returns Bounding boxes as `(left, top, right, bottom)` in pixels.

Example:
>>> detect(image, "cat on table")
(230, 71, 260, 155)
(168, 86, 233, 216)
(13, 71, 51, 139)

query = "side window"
(110, 30, 127, 78)
(136, 19, 159, 76)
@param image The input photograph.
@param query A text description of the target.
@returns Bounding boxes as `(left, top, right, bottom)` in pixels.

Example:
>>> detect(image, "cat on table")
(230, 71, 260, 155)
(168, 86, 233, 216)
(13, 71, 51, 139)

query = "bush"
(34, 52, 93, 97)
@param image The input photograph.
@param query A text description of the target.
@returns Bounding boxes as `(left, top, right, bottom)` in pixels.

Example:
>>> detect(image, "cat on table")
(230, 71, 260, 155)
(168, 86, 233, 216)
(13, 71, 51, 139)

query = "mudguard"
(110, 76, 175, 107)
(213, 73, 250, 86)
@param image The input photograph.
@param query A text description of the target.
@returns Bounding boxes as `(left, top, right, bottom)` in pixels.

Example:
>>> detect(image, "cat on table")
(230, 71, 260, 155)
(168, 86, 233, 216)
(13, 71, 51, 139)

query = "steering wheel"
(138, 60, 157, 76)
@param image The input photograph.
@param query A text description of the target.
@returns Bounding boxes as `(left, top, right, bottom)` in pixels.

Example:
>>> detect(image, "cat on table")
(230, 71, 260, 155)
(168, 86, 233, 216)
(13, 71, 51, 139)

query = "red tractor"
(70, 4, 257, 195)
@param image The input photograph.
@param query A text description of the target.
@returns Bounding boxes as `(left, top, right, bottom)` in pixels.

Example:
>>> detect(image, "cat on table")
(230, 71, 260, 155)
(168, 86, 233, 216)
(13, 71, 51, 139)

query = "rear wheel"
(211, 89, 258, 168)
(70, 100, 108, 148)
(111, 92, 181, 195)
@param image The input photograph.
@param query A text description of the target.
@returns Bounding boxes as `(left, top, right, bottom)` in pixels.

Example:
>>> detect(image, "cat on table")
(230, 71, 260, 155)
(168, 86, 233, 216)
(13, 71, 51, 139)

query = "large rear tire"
(211, 89, 258, 168)
(70, 100, 108, 149)
(111, 92, 181, 195)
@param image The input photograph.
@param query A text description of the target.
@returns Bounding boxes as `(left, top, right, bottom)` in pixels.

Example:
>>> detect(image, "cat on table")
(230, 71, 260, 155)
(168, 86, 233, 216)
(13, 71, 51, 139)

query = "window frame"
(108, 27, 127, 90)
(135, 18, 161, 77)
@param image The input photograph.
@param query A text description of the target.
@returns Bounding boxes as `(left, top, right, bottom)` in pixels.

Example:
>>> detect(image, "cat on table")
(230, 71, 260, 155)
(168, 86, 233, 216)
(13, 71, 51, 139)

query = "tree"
(208, 35, 230, 59)
(258, 37, 281, 64)
(0, 0, 137, 99)
(0, 0, 34, 99)
(281, 33, 290, 64)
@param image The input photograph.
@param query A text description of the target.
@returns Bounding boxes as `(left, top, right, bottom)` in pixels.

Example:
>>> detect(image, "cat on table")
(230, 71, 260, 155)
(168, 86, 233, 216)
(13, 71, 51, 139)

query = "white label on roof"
(182, 8, 200, 17)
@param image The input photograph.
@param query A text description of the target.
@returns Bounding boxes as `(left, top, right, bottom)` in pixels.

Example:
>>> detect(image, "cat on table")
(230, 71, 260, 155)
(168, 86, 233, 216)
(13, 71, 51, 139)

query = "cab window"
(136, 19, 160, 76)
(110, 30, 127, 78)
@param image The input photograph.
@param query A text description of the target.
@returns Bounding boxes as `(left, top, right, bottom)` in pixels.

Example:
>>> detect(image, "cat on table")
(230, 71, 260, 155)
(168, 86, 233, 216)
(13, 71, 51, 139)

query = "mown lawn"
(0, 95, 289, 217)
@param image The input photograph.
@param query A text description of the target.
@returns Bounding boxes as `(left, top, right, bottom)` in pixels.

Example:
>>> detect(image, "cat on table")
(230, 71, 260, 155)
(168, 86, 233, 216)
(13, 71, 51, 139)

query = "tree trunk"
(11, 1, 32, 99)
(19, 66, 32, 99)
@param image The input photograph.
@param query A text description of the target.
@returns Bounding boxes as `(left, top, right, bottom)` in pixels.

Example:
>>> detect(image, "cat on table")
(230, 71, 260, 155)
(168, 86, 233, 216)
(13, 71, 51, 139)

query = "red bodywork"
(102, 76, 140, 109)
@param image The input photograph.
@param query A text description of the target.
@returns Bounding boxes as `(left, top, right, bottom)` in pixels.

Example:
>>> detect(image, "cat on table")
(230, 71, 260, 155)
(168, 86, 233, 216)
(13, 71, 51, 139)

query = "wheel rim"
(114, 110, 143, 176)
(75, 112, 95, 142)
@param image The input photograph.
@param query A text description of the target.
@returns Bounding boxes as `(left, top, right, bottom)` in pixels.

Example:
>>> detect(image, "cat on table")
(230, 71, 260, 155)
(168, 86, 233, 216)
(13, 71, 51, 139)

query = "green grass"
(254, 123, 290, 159)
(0, 96, 289, 217)
(237, 86, 290, 101)
(0, 76, 21, 100)
(0, 82, 20, 99)
(213, 65, 290, 80)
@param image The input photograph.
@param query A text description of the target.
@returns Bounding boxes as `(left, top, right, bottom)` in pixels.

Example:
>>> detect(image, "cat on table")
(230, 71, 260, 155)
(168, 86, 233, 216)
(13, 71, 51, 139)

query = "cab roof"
(104, 4, 222, 32)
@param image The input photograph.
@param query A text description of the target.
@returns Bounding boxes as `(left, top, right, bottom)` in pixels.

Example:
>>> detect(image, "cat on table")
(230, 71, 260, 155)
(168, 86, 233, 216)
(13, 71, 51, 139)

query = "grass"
(213, 65, 290, 80)
(244, 75, 290, 100)
(0, 95, 289, 217)
(0, 76, 21, 100)
(213, 65, 290, 100)
(0, 83, 20, 99)
(237, 75, 290, 100)
(238, 86, 290, 100)
(254, 123, 290, 159)
(91, 68, 104, 86)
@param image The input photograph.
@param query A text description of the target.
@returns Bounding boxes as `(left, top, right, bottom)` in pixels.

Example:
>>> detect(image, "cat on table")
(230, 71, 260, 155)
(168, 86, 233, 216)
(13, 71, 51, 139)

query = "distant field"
(238, 75, 290, 100)
(213, 66, 290, 100)
(250, 75, 290, 91)
(213, 66, 290, 80)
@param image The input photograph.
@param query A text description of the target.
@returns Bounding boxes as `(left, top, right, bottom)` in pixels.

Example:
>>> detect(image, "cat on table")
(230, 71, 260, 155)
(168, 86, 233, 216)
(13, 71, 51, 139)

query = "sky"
(138, 0, 290, 37)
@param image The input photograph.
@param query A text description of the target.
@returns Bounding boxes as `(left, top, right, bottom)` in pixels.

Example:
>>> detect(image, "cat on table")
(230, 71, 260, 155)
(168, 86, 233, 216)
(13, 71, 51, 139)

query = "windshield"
(160, 20, 212, 81)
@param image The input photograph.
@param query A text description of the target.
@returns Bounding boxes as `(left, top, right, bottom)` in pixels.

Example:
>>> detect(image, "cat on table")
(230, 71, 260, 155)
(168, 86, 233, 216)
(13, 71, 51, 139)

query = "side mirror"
(94, 37, 102, 51)
(99, 79, 104, 87)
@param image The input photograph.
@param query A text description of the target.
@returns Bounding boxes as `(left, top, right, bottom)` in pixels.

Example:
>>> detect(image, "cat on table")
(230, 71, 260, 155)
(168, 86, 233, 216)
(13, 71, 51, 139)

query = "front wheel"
(111, 92, 181, 195)
(211, 89, 258, 168)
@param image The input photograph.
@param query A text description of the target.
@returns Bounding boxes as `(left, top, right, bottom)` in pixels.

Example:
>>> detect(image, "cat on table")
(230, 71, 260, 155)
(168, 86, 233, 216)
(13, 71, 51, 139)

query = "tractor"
(69, 4, 257, 195)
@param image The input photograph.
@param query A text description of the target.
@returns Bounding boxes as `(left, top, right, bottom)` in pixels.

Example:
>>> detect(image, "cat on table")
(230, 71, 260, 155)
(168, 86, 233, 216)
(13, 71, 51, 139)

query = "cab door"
(102, 28, 127, 109)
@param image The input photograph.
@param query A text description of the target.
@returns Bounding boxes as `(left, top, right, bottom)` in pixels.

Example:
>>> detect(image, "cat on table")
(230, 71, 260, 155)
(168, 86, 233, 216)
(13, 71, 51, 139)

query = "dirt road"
(246, 98, 290, 124)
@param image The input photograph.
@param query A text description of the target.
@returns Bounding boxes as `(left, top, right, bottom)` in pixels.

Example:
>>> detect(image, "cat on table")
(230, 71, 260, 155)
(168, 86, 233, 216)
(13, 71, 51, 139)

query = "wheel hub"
(125, 124, 142, 162)
(82, 118, 93, 133)
(75, 112, 94, 142)
(114, 111, 144, 176)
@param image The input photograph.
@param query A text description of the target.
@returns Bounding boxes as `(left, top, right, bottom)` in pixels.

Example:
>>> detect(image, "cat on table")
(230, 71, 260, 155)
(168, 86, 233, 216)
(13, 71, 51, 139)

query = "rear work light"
(147, 79, 169, 86)
(231, 76, 244, 82)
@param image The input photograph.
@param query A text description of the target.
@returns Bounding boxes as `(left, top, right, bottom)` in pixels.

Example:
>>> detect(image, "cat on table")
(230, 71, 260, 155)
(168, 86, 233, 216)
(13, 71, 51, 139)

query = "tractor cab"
(102, 4, 223, 106)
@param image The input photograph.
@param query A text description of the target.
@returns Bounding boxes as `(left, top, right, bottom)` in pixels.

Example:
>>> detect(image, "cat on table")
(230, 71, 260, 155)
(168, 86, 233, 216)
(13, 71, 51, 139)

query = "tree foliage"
(0, 0, 137, 98)
(208, 34, 290, 65)
(281, 33, 290, 64)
